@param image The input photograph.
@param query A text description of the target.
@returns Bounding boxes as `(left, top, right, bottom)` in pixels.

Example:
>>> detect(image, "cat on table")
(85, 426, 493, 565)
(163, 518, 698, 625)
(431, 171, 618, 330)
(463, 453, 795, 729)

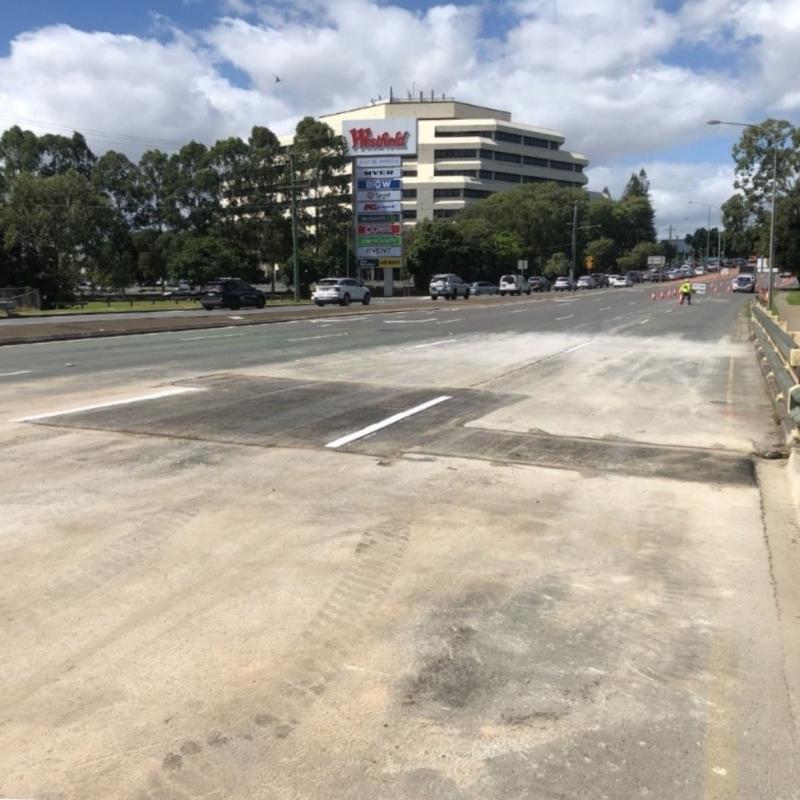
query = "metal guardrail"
(751, 302, 800, 432)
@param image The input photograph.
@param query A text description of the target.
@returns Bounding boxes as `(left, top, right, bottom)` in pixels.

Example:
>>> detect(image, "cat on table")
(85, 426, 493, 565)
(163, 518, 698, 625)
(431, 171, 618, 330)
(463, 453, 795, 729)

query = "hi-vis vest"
(680, 282, 692, 294)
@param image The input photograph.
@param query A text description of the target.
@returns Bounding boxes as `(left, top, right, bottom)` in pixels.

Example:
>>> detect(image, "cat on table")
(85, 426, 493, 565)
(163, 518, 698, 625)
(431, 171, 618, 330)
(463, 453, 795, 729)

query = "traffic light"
(585, 255, 595, 270)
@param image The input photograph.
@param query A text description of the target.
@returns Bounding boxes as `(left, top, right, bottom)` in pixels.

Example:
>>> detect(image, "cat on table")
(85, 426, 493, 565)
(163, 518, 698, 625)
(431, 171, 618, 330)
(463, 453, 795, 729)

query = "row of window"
(432, 188, 494, 199)
(433, 149, 583, 172)
(434, 129, 560, 151)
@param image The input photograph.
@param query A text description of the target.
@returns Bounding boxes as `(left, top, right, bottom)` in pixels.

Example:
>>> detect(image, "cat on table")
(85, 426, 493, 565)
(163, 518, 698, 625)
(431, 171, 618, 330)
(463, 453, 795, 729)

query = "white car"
(609, 274, 632, 287)
(498, 274, 531, 296)
(313, 278, 370, 306)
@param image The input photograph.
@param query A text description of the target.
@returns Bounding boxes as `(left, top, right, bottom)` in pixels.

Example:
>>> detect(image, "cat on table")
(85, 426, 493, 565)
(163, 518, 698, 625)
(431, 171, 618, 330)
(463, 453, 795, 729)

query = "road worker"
(679, 281, 693, 305)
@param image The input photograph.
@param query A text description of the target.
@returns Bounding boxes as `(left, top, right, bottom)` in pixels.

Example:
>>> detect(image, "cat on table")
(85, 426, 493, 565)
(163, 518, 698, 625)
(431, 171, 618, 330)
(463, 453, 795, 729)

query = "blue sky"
(0, 0, 797, 234)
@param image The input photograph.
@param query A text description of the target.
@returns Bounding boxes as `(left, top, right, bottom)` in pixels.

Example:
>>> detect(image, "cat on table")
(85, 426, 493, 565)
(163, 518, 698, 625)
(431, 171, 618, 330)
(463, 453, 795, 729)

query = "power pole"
(289, 152, 300, 302)
(570, 202, 578, 280)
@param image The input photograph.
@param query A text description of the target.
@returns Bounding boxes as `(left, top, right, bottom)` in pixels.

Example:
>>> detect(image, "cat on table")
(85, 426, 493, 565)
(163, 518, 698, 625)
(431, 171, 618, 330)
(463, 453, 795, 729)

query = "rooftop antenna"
(430, 89, 434, 101)
(389, 85, 394, 102)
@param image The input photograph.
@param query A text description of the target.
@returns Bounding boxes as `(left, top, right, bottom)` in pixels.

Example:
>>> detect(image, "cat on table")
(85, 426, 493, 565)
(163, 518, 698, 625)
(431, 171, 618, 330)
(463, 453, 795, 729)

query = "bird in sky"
(273, 74, 282, 83)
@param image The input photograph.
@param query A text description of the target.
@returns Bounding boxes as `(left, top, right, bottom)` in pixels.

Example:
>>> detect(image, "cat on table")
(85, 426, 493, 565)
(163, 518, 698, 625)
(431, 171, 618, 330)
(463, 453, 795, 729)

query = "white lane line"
(628, 301, 637, 305)
(640, 318, 651, 324)
(180, 332, 245, 342)
(0, 370, 32, 377)
(555, 314, 574, 321)
(665, 308, 674, 313)
(510, 309, 527, 314)
(14, 386, 204, 422)
(414, 338, 458, 349)
(384, 318, 437, 324)
(287, 333, 350, 342)
(599, 306, 612, 311)
(325, 395, 452, 449)
(436, 318, 464, 324)
(563, 340, 595, 353)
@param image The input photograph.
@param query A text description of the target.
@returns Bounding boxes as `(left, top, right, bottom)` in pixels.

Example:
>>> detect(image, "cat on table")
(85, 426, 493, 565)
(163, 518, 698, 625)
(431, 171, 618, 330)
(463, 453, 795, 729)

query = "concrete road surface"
(1, 285, 798, 800)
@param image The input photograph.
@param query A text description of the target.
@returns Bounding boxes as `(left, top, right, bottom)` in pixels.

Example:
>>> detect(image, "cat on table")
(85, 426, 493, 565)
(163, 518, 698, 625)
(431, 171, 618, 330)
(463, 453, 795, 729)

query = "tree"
(617, 241, 663, 271)
(721, 194, 758, 258)
(165, 141, 219, 235)
(406, 220, 466, 289)
(167, 233, 252, 287)
(732, 118, 799, 206)
(584, 237, 616, 272)
(543, 252, 569, 277)
(92, 150, 141, 218)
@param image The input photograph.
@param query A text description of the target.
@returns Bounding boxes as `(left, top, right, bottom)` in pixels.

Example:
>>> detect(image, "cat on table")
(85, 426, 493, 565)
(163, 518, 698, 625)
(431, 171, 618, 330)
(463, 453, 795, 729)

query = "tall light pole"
(707, 119, 779, 308)
(688, 200, 721, 264)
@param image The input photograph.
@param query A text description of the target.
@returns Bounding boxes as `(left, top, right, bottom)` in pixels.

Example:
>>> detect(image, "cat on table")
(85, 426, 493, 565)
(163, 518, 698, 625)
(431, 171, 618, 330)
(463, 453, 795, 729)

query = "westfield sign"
(349, 128, 410, 151)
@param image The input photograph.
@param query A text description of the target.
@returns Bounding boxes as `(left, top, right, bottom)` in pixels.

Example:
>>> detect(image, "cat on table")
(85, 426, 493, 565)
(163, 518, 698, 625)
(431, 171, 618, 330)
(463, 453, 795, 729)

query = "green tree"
(617, 241, 663, 271)
(721, 194, 758, 258)
(543, 252, 569, 277)
(584, 237, 616, 272)
(732, 118, 799, 205)
(406, 219, 466, 289)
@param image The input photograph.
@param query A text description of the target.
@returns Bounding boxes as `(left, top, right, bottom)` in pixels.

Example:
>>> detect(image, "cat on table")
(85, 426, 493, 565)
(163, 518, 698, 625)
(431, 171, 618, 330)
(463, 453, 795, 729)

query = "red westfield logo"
(349, 128, 410, 150)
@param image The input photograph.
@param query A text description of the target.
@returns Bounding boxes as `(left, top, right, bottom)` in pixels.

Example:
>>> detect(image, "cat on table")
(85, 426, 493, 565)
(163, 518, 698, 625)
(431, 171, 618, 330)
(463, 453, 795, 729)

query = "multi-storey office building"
(303, 97, 589, 226)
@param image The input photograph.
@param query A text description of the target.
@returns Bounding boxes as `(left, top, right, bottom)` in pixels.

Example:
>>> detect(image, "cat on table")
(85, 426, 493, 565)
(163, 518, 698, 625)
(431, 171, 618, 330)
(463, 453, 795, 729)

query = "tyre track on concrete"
(139, 520, 411, 800)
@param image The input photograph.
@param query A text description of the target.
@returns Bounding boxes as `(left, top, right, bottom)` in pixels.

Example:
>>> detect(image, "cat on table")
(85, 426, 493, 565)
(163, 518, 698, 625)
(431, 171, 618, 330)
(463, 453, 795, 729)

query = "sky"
(0, 0, 798, 237)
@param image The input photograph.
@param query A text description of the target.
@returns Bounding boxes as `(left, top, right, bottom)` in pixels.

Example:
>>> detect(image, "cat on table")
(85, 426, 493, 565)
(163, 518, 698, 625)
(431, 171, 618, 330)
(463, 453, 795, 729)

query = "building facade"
(307, 98, 589, 226)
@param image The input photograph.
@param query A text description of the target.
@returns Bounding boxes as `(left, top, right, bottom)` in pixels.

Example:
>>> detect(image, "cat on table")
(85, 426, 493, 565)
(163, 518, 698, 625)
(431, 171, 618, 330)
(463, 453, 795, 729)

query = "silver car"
(471, 281, 498, 295)
(312, 278, 371, 306)
(429, 274, 470, 300)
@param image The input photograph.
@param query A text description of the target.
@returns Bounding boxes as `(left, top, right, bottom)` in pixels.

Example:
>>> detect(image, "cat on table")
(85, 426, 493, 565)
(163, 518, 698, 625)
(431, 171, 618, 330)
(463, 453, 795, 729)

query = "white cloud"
(0, 0, 797, 230)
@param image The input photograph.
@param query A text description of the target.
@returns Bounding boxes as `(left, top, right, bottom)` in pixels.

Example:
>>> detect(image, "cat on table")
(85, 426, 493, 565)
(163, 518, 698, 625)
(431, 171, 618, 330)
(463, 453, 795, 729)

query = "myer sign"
(343, 119, 417, 157)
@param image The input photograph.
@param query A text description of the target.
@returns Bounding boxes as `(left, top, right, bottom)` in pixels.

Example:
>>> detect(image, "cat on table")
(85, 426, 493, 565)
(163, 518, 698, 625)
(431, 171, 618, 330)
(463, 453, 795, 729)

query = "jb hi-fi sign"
(343, 119, 417, 156)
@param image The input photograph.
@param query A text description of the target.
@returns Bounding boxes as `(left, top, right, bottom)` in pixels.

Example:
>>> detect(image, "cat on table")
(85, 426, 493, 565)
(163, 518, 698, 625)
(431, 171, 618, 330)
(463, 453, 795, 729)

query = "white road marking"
(179, 332, 245, 342)
(384, 318, 437, 324)
(287, 333, 350, 342)
(510, 309, 527, 314)
(640, 318, 651, 324)
(14, 386, 204, 422)
(436, 318, 464, 324)
(0, 370, 32, 377)
(563, 340, 595, 353)
(628, 301, 637, 305)
(665, 308, 674, 313)
(325, 395, 452, 449)
(413, 338, 458, 349)
(599, 306, 612, 311)
(556, 314, 574, 321)
(228, 315, 245, 320)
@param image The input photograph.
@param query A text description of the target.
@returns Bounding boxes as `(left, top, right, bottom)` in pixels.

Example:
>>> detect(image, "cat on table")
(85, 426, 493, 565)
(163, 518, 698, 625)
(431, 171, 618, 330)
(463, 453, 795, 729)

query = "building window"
(523, 156, 549, 168)
(493, 171, 521, 183)
(522, 175, 547, 184)
(550, 160, 574, 171)
(573, 164, 584, 173)
(549, 141, 559, 150)
(464, 188, 493, 199)
(523, 136, 549, 148)
(495, 130, 523, 144)
(434, 188, 462, 198)
(402, 169, 418, 177)
(479, 169, 494, 179)
(434, 169, 477, 177)
(557, 180, 575, 187)
(434, 148, 477, 160)
(435, 129, 493, 138)
(402, 188, 418, 198)
(402, 209, 417, 219)
(433, 209, 459, 218)
(495, 151, 522, 164)
(479, 148, 494, 160)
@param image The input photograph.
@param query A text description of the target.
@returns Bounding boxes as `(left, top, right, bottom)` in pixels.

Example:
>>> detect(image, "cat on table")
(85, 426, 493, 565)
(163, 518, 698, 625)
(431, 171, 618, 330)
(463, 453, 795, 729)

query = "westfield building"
(312, 97, 589, 226)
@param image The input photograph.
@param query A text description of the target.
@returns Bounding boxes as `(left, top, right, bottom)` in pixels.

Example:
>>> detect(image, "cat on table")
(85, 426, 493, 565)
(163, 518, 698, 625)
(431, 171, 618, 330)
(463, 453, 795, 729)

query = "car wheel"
(202, 304, 214, 311)
(362, 293, 370, 305)
(255, 296, 266, 309)
(228, 297, 241, 310)
(341, 293, 351, 306)
(500, 291, 505, 297)
(464, 290, 470, 300)
(430, 295, 438, 300)
(315, 301, 324, 307)
(526, 290, 531, 295)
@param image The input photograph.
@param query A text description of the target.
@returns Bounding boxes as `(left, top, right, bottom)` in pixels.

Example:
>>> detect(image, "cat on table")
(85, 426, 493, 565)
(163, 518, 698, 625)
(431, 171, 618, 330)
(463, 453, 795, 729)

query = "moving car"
(499, 274, 531, 296)
(608, 274, 632, 287)
(471, 281, 499, 296)
(577, 276, 596, 290)
(429, 274, 470, 300)
(313, 277, 371, 306)
(553, 276, 577, 292)
(200, 278, 266, 310)
(732, 274, 755, 293)
(528, 275, 550, 292)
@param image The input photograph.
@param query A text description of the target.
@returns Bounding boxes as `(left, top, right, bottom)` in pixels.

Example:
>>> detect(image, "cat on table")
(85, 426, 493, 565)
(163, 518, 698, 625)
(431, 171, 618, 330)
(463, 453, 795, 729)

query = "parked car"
(577, 275, 596, 290)
(553, 276, 577, 292)
(499, 274, 531, 296)
(609, 274, 632, 287)
(732, 275, 755, 293)
(312, 277, 370, 306)
(200, 278, 266, 310)
(626, 271, 642, 284)
(694, 266, 706, 276)
(593, 273, 609, 287)
(429, 273, 470, 300)
(528, 275, 550, 292)
(471, 281, 498, 296)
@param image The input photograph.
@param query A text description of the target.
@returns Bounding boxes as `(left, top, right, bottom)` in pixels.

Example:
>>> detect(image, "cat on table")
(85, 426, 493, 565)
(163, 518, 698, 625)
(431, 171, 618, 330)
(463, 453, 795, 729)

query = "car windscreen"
(318, 279, 338, 286)
(500, 275, 515, 282)
(202, 283, 225, 292)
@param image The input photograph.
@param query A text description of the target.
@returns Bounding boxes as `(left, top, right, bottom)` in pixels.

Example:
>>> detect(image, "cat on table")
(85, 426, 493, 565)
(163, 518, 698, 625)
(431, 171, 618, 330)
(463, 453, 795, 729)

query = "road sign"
(354, 156, 402, 168)
(379, 257, 402, 268)
(357, 201, 402, 213)
(647, 255, 666, 266)
(517, 259, 528, 272)
(356, 167, 402, 179)
(357, 235, 402, 247)
(694, 282, 707, 294)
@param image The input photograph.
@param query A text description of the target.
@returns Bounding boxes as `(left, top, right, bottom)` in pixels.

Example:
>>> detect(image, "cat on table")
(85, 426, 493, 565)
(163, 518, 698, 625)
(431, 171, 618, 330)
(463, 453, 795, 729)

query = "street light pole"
(707, 119, 779, 308)
(570, 202, 578, 281)
(289, 151, 300, 303)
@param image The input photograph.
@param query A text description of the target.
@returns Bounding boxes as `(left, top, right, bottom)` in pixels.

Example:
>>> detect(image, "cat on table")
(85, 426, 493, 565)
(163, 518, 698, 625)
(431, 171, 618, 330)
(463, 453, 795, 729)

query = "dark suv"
(528, 275, 550, 292)
(200, 278, 266, 311)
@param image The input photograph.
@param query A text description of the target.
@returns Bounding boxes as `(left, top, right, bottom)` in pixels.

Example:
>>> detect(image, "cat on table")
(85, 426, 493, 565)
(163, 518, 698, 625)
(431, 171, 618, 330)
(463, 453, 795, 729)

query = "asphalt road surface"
(2, 285, 799, 800)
